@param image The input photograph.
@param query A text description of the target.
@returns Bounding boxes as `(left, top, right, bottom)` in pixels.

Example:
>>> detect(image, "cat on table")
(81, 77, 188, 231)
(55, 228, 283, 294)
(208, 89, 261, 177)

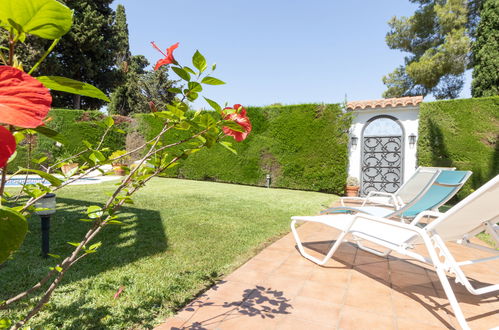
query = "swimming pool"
(5, 177, 101, 187)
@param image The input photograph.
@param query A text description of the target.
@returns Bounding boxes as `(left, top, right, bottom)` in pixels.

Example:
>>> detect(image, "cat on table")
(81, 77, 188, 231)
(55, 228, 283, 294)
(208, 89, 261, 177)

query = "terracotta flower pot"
(345, 185, 360, 197)
(113, 165, 126, 176)
(61, 163, 78, 176)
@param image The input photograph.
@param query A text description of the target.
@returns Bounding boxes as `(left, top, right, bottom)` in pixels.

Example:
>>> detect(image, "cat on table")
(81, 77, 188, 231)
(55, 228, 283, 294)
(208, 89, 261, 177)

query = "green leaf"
(87, 206, 103, 219)
(188, 81, 203, 93)
(13, 131, 25, 144)
(0, 207, 28, 265)
(168, 87, 182, 94)
(222, 120, 245, 132)
(20, 168, 62, 186)
(187, 92, 199, 102)
(33, 156, 47, 164)
(0, 318, 12, 328)
(88, 242, 102, 251)
(82, 140, 93, 149)
(220, 141, 237, 154)
(0, 0, 73, 40)
(203, 97, 222, 113)
(89, 151, 105, 164)
(201, 76, 225, 85)
(67, 242, 80, 247)
(103, 116, 114, 128)
(33, 126, 67, 144)
(36, 76, 110, 102)
(171, 67, 191, 82)
(183, 66, 196, 75)
(212, 63, 217, 71)
(192, 50, 207, 72)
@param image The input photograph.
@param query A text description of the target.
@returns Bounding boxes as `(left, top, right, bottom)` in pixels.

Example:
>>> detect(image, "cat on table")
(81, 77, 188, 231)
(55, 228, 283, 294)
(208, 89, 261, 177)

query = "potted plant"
(345, 176, 360, 197)
(110, 150, 128, 176)
(58, 151, 79, 176)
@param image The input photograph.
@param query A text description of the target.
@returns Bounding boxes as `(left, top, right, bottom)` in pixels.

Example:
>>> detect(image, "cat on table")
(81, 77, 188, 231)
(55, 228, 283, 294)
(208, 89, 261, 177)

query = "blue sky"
(111, 0, 472, 109)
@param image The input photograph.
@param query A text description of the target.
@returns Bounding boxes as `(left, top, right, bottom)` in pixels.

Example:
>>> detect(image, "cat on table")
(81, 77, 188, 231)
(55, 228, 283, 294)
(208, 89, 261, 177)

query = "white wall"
(347, 106, 420, 186)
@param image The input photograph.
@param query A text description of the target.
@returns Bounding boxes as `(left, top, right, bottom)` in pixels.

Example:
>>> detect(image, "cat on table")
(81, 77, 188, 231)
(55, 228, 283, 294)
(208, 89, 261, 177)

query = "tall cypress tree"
(471, 0, 499, 97)
(108, 4, 177, 116)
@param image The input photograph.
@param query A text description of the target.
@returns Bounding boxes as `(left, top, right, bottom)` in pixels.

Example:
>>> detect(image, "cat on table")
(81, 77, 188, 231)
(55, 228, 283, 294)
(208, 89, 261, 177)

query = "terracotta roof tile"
(346, 96, 423, 110)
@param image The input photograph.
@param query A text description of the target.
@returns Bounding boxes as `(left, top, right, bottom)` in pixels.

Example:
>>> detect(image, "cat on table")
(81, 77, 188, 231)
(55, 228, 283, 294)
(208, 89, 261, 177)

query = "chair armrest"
(409, 210, 442, 226)
(340, 196, 366, 206)
(363, 191, 399, 208)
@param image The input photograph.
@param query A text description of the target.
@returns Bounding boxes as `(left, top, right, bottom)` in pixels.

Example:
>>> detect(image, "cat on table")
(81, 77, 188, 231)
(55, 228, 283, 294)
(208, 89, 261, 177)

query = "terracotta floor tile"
(262, 274, 308, 299)
(255, 247, 293, 262)
(391, 270, 433, 289)
(396, 317, 448, 330)
(338, 306, 396, 330)
(224, 269, 270, 285)
(308, 267, 352, 286)
(216, 313, 281, 330)
(179, 297, 242, 329)
(275, 315, 336, 330)
(298, 279, 347, 305)
(207, 280, 257, 302)
(154, 317, 186, 330)
(343, 277, 394, 315)
(237, 257, 284, 275)
(391, 287, 453, 327)
(388, 259, 428, 275)
(288, 296, 342, 326)
(271, 263, 315, 281)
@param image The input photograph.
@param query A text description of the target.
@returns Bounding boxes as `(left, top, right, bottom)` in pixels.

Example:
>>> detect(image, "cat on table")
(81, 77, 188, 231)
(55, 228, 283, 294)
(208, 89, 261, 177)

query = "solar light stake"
(266, 174, 272, 188)
(35, 193, 56, 258)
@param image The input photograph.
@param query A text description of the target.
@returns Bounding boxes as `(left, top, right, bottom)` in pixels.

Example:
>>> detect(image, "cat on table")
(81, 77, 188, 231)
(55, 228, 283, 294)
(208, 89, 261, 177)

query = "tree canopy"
(383, 0, 476, 99)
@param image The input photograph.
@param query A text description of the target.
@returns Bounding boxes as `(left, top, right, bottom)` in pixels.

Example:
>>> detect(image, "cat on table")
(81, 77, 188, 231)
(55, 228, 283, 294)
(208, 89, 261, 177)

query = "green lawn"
(0, 178, 336, 329)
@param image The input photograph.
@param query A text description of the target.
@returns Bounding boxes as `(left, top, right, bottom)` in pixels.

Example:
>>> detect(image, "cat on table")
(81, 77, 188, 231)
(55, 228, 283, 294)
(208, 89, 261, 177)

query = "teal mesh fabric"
(401, 171, 469, 217)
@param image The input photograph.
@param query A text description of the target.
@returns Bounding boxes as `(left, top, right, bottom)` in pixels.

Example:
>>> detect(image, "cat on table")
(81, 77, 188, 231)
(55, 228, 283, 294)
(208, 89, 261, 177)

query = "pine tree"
(471, 0, 499, 97)
(383, 0, 473, 99)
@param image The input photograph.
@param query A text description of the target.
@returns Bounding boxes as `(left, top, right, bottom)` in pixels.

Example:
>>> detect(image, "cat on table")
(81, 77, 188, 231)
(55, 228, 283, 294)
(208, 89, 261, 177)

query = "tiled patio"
(156, 207, 499, 330)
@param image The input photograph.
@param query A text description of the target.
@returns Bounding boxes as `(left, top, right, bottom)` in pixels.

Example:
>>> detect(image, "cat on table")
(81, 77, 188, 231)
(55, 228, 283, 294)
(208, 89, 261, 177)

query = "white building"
(346, 96, 423, 196)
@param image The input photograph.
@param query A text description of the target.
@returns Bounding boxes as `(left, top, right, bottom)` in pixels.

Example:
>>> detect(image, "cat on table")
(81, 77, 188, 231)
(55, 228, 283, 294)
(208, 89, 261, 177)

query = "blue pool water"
(5, 177, 98, 187)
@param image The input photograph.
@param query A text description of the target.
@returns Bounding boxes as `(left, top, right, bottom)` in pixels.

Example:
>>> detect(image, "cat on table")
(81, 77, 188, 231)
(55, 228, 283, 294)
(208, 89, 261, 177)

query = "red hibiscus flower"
(0, 66, 52, 128)
(0, 126, 16, 168)
(222, 104, 252, 142)
(151, 42, 179, 70)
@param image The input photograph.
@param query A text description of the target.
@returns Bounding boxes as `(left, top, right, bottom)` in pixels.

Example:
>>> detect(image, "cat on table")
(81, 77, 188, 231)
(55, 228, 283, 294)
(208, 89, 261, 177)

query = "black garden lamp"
(409, 133, 417, 148)
(35, 193, 56, 258)
(351, 135, 358, 148)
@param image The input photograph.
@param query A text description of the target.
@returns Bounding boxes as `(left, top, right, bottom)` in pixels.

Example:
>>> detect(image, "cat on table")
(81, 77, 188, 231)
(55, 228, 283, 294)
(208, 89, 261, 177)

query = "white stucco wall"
(347, 105, 420, 187)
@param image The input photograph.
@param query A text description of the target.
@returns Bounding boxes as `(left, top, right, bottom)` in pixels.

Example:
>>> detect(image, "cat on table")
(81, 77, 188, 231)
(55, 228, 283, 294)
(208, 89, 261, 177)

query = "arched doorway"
(360, 115, 404, 196)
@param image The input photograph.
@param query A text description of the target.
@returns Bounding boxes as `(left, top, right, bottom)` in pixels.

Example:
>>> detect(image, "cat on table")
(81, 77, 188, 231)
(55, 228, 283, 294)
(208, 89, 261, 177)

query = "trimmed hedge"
(417, 96, 499, 198)
(9, 109, 128, 172)
(134, 104, 351, 194)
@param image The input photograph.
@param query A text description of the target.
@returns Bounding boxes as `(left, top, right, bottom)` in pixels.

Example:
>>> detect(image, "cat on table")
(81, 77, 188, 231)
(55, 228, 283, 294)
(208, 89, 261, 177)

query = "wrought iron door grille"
(361, 135, 403, 196)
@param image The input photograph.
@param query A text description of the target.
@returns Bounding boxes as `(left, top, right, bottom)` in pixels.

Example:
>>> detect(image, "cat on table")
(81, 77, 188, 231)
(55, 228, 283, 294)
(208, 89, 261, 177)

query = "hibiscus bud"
(149, 101, 157, 112)
(114, 286, 125, 299)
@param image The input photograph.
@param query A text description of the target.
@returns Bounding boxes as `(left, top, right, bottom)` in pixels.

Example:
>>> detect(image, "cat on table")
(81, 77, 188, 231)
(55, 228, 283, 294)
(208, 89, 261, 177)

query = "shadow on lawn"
(0, 196, 167, 322)
(301, 240, 499, 329)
